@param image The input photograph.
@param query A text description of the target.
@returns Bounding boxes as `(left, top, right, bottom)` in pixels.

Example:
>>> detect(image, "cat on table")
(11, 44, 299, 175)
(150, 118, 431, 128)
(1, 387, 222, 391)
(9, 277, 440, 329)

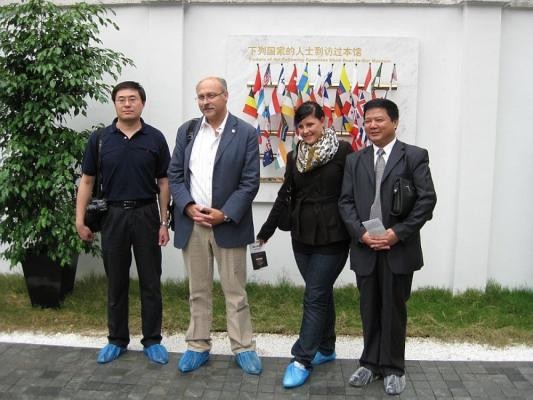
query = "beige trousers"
(182, 223, 256, 353)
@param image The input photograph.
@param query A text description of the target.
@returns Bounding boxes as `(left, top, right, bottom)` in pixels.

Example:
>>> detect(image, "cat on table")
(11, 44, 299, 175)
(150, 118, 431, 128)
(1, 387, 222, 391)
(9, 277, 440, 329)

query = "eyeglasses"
(196, 91, 225, 102)
(115, 96, 141, 105)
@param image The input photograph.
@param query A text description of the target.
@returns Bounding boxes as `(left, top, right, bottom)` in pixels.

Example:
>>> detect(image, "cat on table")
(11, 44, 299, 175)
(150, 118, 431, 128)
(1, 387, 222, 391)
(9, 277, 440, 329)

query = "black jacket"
(258, 141, 353, 246)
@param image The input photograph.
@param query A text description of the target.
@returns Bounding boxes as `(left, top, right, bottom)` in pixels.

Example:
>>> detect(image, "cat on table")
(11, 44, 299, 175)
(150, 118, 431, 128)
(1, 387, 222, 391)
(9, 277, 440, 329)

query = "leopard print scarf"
(295, 128, 339, 173)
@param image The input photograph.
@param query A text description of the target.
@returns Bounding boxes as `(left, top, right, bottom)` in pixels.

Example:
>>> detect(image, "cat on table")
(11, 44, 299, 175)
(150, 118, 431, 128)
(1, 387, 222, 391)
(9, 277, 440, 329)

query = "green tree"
(0, 0, 133, 267)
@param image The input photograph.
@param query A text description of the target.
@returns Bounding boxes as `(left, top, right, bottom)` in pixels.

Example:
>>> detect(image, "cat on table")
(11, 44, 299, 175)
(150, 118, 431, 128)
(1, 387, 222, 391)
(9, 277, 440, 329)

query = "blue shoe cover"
(235, 350, 262, 375)
(177, 350, 209, 373)
(144, 343, 168, 364)
(282, 361, 310, 388)
(97, 343, 126, 364)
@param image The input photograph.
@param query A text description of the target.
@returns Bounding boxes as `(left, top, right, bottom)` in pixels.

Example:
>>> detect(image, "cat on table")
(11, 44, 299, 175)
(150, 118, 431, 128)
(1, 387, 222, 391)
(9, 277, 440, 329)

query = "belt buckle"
(123, 200, 136, 209)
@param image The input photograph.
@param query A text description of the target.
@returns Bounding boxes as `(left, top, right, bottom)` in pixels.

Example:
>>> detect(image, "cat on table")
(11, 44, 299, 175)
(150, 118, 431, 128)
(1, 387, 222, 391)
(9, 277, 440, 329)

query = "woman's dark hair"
(294, 101, 324, 126)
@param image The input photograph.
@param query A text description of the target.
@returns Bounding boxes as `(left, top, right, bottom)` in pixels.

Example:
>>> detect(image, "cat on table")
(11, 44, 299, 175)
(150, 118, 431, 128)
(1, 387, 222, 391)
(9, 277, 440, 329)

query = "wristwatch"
(223, 215, 231, 223)
(160, 220, 170, 228)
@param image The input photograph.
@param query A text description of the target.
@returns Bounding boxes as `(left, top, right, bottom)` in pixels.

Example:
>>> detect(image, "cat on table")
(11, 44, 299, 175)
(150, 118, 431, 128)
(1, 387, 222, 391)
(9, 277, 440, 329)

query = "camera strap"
(93, 128, 106, 199)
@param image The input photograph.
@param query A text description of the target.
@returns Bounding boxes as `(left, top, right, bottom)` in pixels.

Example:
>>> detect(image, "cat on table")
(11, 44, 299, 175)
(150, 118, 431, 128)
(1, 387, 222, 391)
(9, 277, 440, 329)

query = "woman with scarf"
(257, 101, 353, 388)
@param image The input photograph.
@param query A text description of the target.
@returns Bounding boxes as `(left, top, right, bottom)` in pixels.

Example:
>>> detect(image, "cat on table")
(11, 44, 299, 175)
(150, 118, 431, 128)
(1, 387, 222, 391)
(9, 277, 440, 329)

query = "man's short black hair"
(363, 98, 399, 122)
(111, 81, 146, 104)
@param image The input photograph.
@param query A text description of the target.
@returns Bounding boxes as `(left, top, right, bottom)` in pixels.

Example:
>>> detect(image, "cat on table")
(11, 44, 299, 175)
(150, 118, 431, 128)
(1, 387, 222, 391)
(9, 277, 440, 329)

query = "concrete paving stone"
(201, 389, 221, 400)
(253, 393, 275, 400)
(412, 380, 432, 390)
(408, 372, 428, 382)
(309, 385, 328, 395)
(238, 391, 260, 400)
(428, 380, 449, 390)
(218, 392, 239, 400)
(2, 343, 533, 399)
(444, 379, 465, 389)
(513, 381, 533, 390)
(124, 392, 147, 400)
(431, 387, 452, 397)
(415, 388, 437, 398)
(240, 383, 259, 393)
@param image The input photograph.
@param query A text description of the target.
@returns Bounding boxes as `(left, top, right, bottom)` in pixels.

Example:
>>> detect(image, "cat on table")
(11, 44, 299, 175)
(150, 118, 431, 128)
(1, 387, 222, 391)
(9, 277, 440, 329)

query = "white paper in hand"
(362, 218, 386, 237)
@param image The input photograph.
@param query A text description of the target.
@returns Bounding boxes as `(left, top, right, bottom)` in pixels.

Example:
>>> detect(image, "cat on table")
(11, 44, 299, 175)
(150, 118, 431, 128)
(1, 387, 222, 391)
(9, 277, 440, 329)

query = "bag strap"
(286, 141, 299, 197)
(93, 127, 106, 199)
(185, 117, 201, 144)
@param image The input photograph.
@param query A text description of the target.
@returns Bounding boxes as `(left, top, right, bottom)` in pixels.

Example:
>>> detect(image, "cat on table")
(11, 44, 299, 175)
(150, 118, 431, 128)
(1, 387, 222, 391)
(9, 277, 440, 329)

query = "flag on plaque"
(334, 88, 343, 118)
(342, 115, 352, 133)
(363, 63, 372, 93)
(243, 87, 258, 119)
(322, 66, 334, 127)
(263, 63, 272, 86)
(276, 139, 288, 169)
(356, 90, 367, 120)
(270, 88, 281, 116)
(262, 135, 275, 167)
(253, 64, 262, 95)
(371, 62, 382, 99)
(256, 87, 266, 120)
(385, 63, 398, 99)
(277, 64, 286, 96)
(281, 88, 295, 120)
(286, 64, 299, 104)
(323, 88, 333, 127)
(295, 91, 304, 109)
(352, 63, 360, 100)
(277, 114, 289, 141)
(338, 64, 352, 116)
(314, 65, 324, 106)
(297, 63, 310, 99)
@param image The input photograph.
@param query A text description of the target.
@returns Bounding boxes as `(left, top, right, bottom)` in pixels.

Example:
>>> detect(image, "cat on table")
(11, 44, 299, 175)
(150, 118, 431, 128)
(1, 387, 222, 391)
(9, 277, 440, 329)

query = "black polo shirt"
(82, 118, 171, 201)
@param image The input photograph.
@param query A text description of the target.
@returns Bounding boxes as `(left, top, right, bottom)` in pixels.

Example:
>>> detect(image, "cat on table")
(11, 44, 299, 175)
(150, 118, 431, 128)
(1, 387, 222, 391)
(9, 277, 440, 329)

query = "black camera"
(84, 199, 108, 232)
(86, 198, 108, 213)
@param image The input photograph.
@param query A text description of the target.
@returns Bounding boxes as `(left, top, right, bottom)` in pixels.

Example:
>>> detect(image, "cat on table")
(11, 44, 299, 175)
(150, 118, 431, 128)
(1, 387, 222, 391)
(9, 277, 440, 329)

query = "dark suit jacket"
(338, 140, 436, 276)
(168, 113, 260, 249)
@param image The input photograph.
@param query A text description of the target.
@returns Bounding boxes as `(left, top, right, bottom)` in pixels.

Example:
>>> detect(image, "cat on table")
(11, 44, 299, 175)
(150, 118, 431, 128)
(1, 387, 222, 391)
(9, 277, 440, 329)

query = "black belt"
(108, 199, 156, 210)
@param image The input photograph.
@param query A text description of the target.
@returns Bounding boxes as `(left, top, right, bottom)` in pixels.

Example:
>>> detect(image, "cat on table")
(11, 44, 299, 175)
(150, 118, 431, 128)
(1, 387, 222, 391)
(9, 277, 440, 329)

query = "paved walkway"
(0, 342, 532, 399)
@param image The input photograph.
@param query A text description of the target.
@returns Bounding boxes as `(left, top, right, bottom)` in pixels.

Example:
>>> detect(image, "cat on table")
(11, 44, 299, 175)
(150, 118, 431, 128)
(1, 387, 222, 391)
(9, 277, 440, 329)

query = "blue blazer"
(168, 113, 260, 249)
(338, 140, 437, 275)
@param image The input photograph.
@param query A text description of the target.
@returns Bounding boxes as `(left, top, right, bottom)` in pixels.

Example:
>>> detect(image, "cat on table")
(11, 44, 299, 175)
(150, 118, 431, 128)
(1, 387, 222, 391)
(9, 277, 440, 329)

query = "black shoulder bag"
(276, 144, 298, 231)
(391, 155, 416, 219)
(84, 128, 108, 233)
(168, 118, 201, 231)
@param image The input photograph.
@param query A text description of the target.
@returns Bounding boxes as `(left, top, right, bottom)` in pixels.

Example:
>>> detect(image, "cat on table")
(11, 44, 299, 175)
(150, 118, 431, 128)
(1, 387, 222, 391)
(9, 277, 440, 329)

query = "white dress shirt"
(372, 137, 397, 167)
(189, 113, 229, 208)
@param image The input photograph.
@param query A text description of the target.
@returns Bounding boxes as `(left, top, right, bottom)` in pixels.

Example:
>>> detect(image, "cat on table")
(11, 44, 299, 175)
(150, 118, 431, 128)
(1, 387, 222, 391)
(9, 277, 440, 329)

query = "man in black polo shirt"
(76, 81, 171, 365)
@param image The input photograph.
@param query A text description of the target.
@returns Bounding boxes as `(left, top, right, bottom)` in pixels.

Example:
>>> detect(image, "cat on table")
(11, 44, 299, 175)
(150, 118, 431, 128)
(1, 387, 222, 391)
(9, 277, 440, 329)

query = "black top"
(81, 118, 171, 201)
(257, 140, 353, 254)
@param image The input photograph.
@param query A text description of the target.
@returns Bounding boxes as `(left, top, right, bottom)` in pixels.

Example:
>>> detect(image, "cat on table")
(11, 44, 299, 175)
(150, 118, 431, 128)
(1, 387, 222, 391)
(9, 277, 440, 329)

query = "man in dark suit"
(338, 98, 436, 395)
(168, 76, 262, 375)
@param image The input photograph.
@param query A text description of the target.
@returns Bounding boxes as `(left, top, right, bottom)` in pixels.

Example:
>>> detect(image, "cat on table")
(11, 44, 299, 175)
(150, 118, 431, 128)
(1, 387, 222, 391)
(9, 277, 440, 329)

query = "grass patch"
(1, 274, 532, 346)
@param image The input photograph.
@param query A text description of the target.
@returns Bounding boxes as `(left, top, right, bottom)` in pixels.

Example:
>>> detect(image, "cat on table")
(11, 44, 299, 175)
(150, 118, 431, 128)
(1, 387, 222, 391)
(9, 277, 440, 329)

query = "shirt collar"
(112, 117, 146, 135)
(373, 137, 396, 157)
(200, 112, 229, 136)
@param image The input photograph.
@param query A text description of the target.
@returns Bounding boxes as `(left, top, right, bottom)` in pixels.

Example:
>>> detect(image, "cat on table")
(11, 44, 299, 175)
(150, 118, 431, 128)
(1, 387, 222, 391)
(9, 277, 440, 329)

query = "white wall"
(1, 1, 532, 291)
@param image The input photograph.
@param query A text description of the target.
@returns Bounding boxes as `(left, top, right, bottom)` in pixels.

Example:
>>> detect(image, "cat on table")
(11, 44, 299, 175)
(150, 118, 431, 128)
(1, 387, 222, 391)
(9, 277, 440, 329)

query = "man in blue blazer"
(168, 77, 261, 375)
(339, 98, 436, 395)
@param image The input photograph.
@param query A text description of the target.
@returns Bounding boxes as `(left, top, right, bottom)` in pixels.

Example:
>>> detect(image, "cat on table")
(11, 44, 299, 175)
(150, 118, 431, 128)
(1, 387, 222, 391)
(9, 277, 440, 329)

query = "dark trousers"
(356, 252, 413, 376)
(101, 203, 163, 348)
(291, 250, 348, 368)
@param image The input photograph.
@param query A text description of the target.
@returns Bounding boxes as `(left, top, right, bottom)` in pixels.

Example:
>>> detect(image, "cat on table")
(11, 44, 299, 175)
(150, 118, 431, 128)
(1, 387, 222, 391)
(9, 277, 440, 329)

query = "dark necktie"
(369, 148, 385, 221)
